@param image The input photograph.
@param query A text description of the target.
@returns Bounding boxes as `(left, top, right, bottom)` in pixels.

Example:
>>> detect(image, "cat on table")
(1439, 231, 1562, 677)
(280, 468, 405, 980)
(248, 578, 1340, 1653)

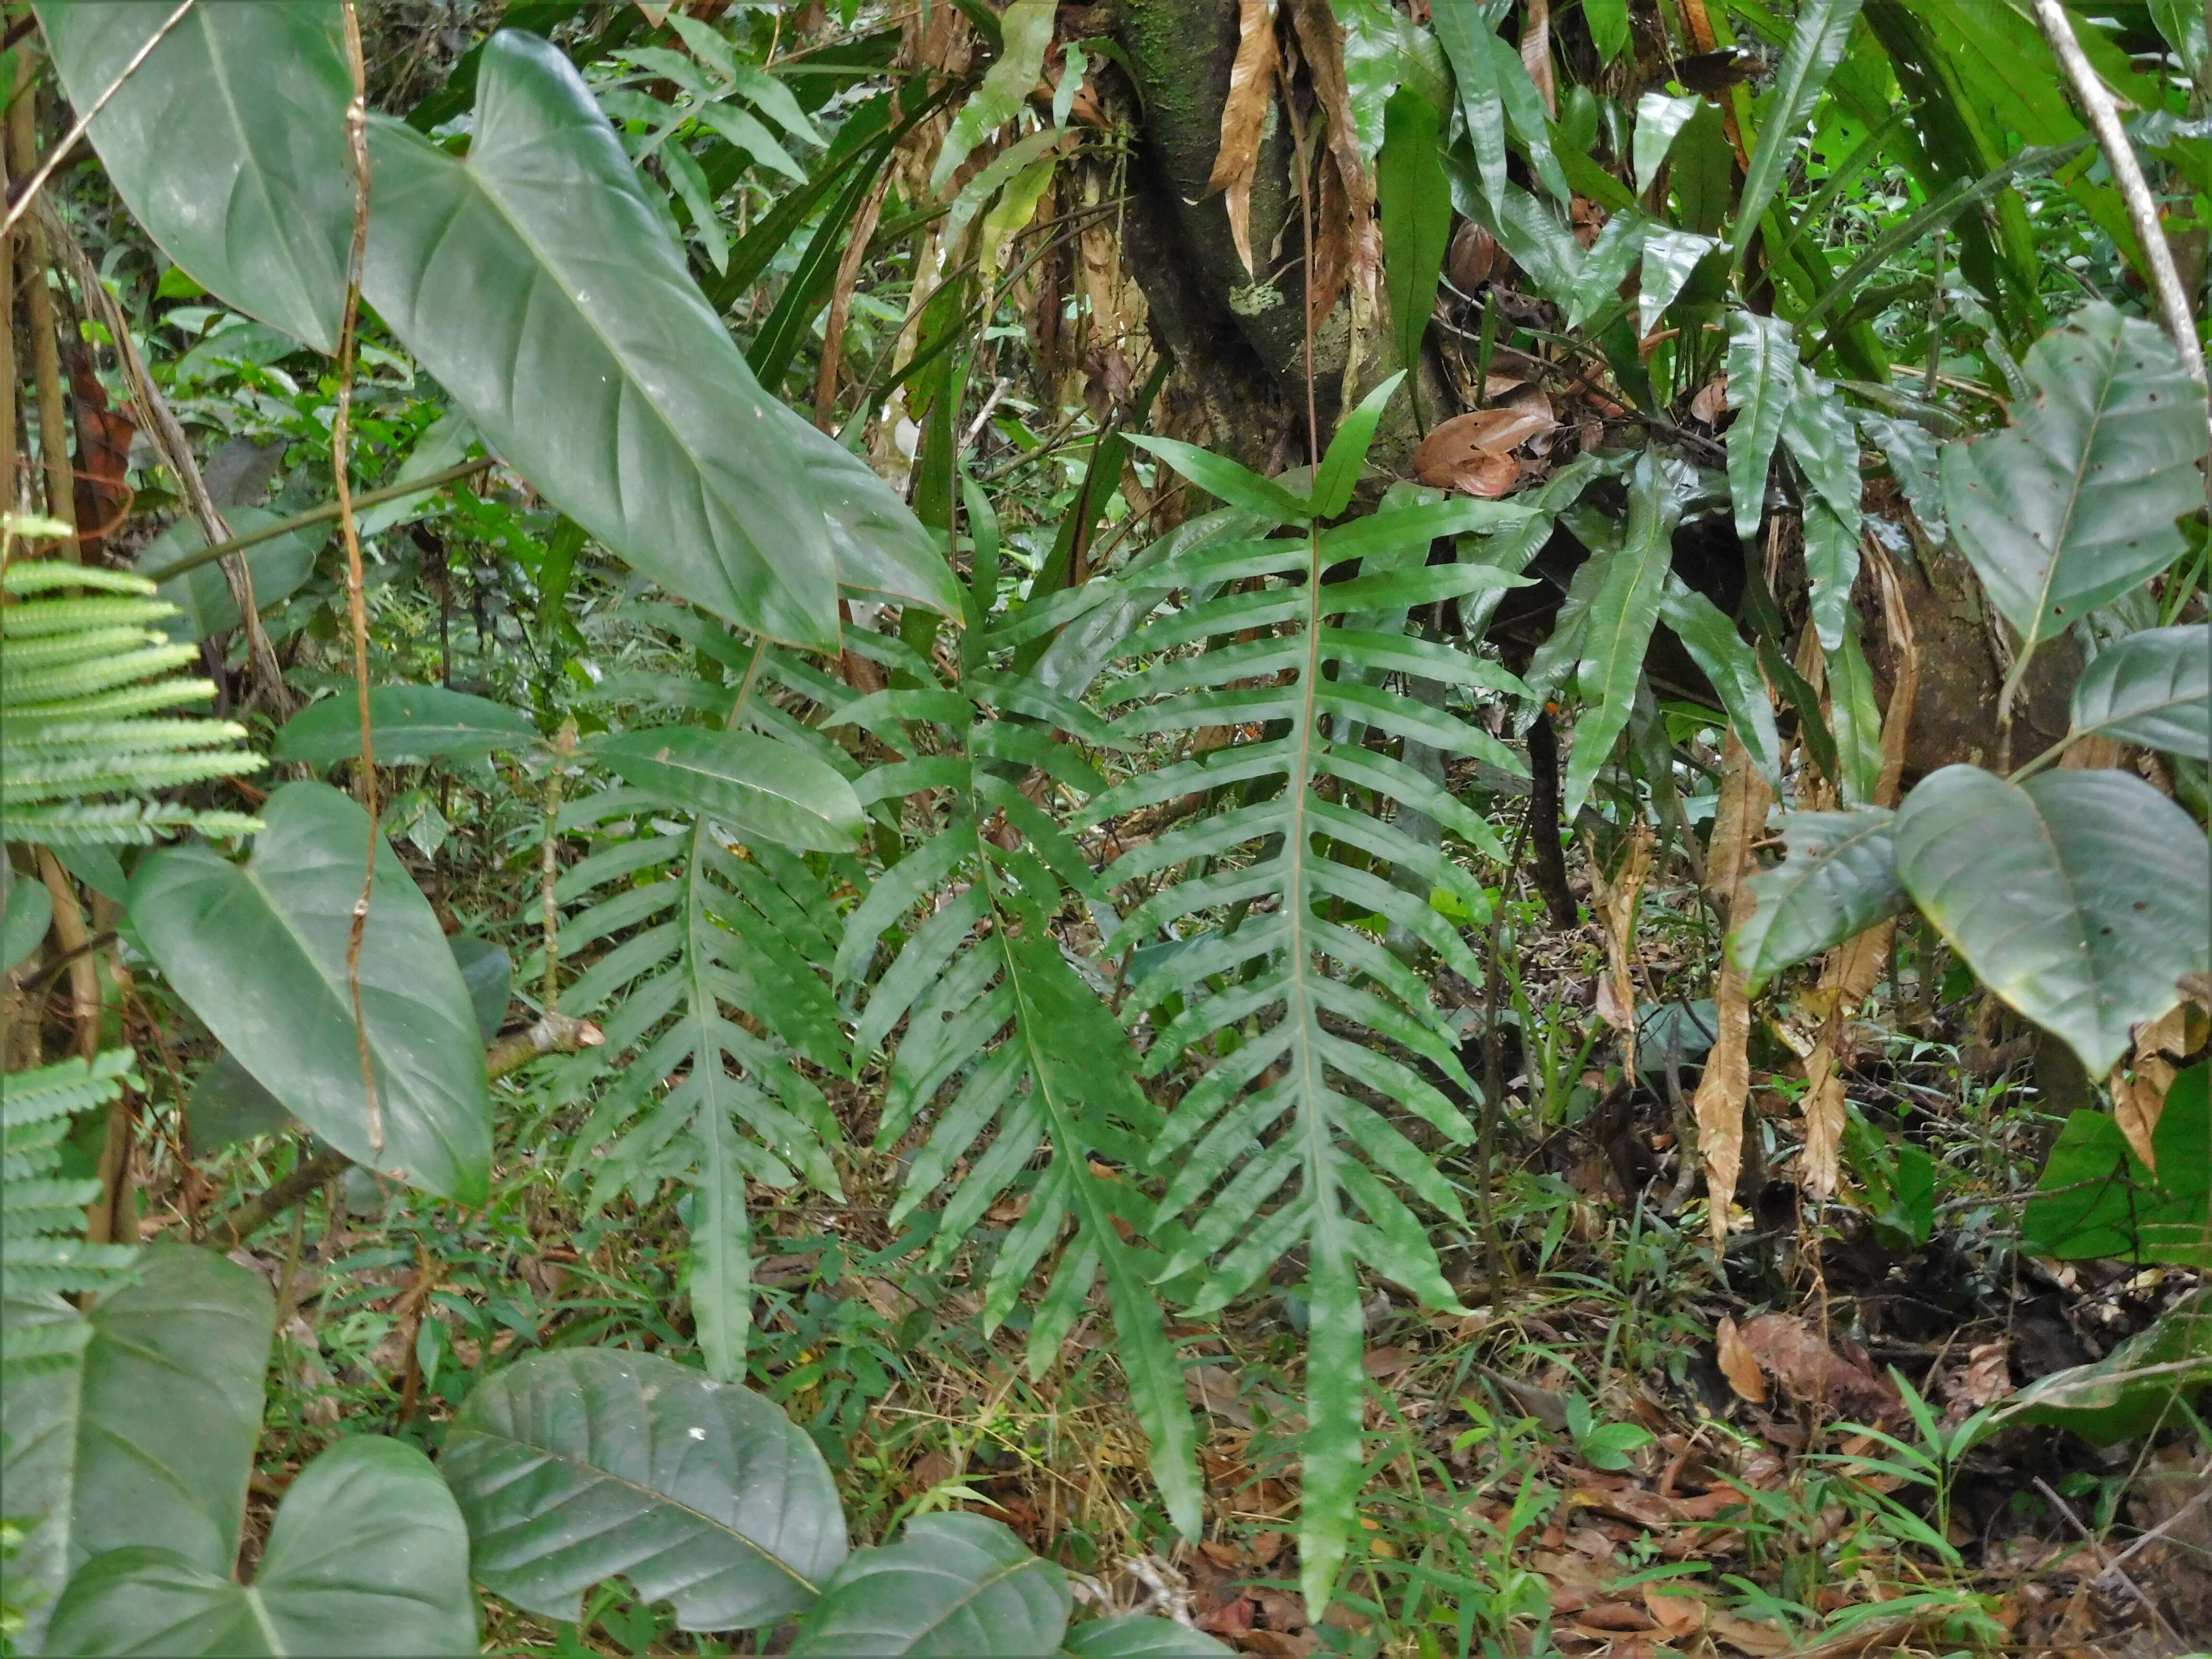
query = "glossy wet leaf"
(1894, 766, 2212, 1074)
(1657, 575, 1781, 784)
(36, 0, 351, 350)
(440, 1349, 846, 1632)
(128, 782, 492, 1201)
(1563, 451, 1680, 821)
(1724, 312, 1799, 541)
(363, 31, 840, 648)
(184, 1052, 291, 1154)
(594, 726, 866, 854)
(0, 1247, 272, 1648)
(272, 684, 541, 767)
(44, 1437, 477, 1657)
(1729, 809, 1905, 996)
(2068, 624, 2210, 758)
(1380, 88, 1450, 404)
(789, 1514, 1070, 1657)
(1735, 0, 1864, 266)
(1942, 303, 2209, 657)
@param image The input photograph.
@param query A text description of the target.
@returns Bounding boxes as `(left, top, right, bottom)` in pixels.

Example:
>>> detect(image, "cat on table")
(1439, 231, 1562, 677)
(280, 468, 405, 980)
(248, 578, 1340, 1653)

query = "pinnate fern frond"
(1067, 439, 1537, 1608)
(1, 563, 262, 845)
(830, 629, 1205, 1538)
(1, 1050, 142, 1349)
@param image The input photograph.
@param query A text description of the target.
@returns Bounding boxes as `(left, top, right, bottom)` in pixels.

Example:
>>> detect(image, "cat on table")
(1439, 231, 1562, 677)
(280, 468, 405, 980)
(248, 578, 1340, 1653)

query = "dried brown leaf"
(1696, 732, 1773, 1242)
(1519, 0, 1556, 116)
(1716, 1315, 1768, 1404)
(1413, 408, 1553, 494)
(1290, 0, 1378, 322)
(1206, 0, 1280, 276)
(1592, 823, 1655, 1062)
(1448, 221, 1509, 290)
(1734, 1313, 1901, 1420)
(1689, 373, 1729, 424)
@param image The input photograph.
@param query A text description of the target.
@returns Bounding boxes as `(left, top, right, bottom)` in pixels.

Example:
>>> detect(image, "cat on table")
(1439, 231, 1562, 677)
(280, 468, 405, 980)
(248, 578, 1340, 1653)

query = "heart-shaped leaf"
(272, 684, 541, 767)
(44, 1437, 477, 1657)
(135, 508, 325, 644)
(363, 30, 841, 648)
(2068, 624, 2210, 759)
(595, 727, 866, 853)
(789, 1514, 1070, 1657)
(36, 0, 352, 350)
(1895, 766, 2212, 1074)
(1942, 304, 2209, 658)
(127, 782, 492, 1201)
(0, 1246, 272, 1648)
(441, 1348, 846, 1632)
(1729, 808, 1904, 996)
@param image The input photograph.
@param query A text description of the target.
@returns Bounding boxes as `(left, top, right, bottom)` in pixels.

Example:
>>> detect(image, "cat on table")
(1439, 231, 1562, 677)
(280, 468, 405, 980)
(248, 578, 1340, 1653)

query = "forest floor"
(171, 849, 2210, 1659)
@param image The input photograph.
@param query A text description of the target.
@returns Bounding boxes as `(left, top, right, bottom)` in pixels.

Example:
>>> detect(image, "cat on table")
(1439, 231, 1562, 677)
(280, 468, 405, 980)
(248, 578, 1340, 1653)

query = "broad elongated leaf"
(363, 31, 841, 648)
(1735, 0, 1864, 266)
(931, 0, 1055, 191)
(1724, 312, 1799, 541)
(1993, 1286, 2211, 1444)
(37, 0, 351, 350)
(44, 1437, 477, 1657)
(1942, 304, 2209, 658)
(128, 782, 492, 1201)
(1125, 435, 1309, 520)
(1728, 809, 1904, 995)
(135, 510, 323, 644)
(1632, 92, 1699, 192)
(451, 937, 511, 1042)
(1657, 576, 1781, 783)
(1380, 88, 1450, 400)
(778, 406, 962, 616)
(272, 684, 541, 767)
(1563, 451, 1680, 821)
(1433, 1, 1511, 204)
(0, 1247, 271, 1648)
(1895, 766, 2212, 1074)
(595, 726, 865, 854)
(440, 1349, 846, 1632)
(1313, 373, 1403, 519)
(2022, 1064, 2208, 1265)
(1638, 229, 1716, 337)
(789, 1515, 1069, 1657)
(2068, 624, 2210, 758)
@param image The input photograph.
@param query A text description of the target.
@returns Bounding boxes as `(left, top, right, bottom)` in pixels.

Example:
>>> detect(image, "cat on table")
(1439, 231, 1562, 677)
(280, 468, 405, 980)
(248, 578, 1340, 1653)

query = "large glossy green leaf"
(1734, 0, 1863, 267)
(1724, 312, 1799, 541)
(1433, 2, 1510, 205)
(127, 782, 492, 1201)
(1728, 809, 1904, 996)
(777, 406, 962, 616)
(36, 0, 351, 350)
(1063, 1618, 1232, 1658)
(1941, 304, 2209, 659)
(789, 1515, 1070, 1657)
(135, 510, 324, 644)
(595, 726, 866, 854)
(272, 684, 541, 767)
(363, 30, 840, 649)
(0, 1247, 272, 1648)
(2068, 625, 2210, 758)
(1657, 576, 1781, 783)
(1894, 766, 2212, 1074)
(44, 1437, 477, 1657)
(1380, 88, 1449, 399)
(2022, 1064, 2208, 1265)
(441, 1348, 846, 1631)
(1563, 451, 1679, 821)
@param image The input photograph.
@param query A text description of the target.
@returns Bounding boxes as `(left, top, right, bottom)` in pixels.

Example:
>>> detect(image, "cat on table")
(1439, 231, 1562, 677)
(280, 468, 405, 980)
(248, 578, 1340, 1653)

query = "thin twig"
(140, 458, 495, 582)
(333, 0, 382, 1155)
(2032, 0, 2209, 391)
(1, 0, 199, 236)
(2032, 1475, 2185, 1648)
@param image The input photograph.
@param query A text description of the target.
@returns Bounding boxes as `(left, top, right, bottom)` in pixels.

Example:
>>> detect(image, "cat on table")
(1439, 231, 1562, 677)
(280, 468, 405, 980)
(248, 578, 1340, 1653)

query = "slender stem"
(2033, 0, 2209, 392)
(10, 57, 74, 557)
(333, 0, 382, 1154)
(1, 101, 15, 520)
(143, 458, 495, 582)
(1, 0, 200, 237)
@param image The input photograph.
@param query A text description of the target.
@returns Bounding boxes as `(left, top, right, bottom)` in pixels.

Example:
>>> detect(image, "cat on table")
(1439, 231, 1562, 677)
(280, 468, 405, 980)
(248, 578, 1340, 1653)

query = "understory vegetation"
(1, 0, 2210, 1653)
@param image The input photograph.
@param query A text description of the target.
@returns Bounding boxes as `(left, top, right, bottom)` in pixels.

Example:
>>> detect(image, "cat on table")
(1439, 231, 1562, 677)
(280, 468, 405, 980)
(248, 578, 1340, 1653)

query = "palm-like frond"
(830, 632, 1205, 1537)
(1064, 470, 1536, 1605)
(545, 615, 853, 1382)
(0, 563, 262, 845)
(1, 1049, 142, 1368)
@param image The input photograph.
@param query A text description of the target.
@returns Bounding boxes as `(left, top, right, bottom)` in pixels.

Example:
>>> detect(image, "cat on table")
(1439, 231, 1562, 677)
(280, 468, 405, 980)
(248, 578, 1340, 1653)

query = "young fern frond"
(830, 630, 1204, 1538)
(1066, 443, 1538, 1608)
(1, 1050, 142, 1369)
(0, 564, 262, 845)
(543, 615, 854, 1382)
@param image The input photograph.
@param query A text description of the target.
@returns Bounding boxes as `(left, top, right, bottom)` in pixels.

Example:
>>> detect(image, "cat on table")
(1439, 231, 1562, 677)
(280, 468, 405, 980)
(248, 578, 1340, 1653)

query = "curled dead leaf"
(1448, 219, 1509, 290)
(1716, 1315, 1768, 1404)
(1733, 1312, 1901, 1421)
(1696, 733, 1773, 1243)
(1206, 0, 1280, 276)
(1689, 373, 1729, 424)
(1414, 408, 1553, 495)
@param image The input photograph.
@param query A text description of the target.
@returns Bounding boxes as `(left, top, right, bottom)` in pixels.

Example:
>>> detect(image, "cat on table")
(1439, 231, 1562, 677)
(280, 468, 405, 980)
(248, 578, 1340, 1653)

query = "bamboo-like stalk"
(10, 56, 75, 556)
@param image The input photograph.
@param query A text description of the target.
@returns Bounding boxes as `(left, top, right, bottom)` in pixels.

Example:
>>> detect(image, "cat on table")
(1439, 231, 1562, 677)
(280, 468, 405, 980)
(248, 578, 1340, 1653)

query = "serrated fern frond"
(545, 618, 855, 1382)
(1056, 464, 1539, 1607)
(0, 566, 263, 847)
(826, 625, 1205, 1537)
(1, 1051, 142, 1326)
